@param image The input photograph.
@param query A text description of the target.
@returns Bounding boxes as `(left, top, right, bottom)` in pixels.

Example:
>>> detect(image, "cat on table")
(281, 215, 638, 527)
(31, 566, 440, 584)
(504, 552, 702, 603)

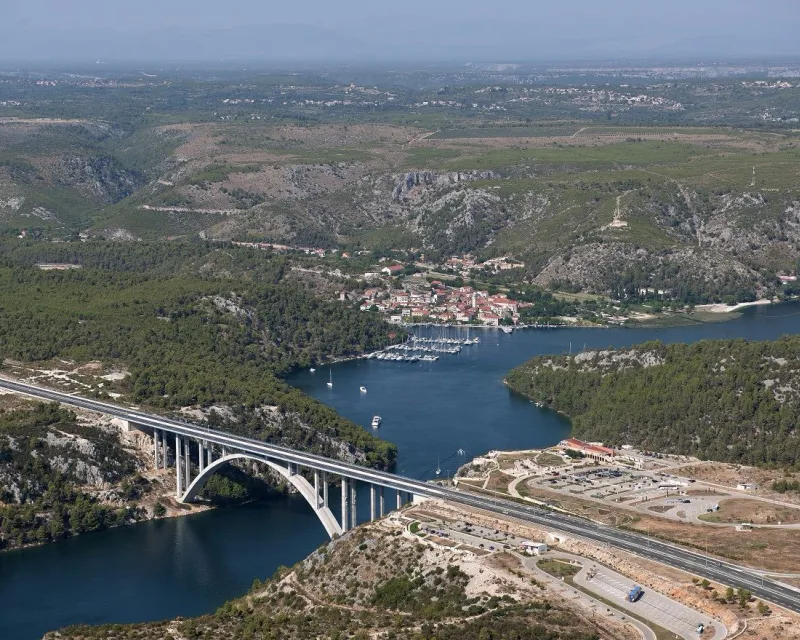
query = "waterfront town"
(232, 241, 532, 326)
(358, 279, 523, 326)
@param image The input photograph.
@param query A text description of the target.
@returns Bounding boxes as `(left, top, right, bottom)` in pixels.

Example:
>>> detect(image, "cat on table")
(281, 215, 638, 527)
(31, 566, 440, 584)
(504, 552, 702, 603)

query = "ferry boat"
(360, 386, 367, 393)
(371, 415, 382, 428)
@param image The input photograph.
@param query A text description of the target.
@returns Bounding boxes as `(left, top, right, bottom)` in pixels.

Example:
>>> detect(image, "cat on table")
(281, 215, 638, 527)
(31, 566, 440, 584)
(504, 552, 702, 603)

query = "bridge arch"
(180, 453, 343, 538)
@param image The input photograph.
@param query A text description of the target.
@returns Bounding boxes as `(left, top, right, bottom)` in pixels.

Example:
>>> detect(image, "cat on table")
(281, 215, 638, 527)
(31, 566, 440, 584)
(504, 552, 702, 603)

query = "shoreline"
(694, 299, 774, 314)
(324, 299, 789, 368)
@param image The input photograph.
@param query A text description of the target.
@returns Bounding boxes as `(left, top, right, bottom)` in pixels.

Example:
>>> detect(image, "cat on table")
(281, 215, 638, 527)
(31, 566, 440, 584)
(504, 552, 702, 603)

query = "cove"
(2, 300, 800, 639)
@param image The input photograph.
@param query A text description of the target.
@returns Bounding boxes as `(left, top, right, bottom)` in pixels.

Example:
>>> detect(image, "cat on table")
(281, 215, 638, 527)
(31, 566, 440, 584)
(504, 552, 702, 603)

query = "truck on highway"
(627, 585, 644, 602)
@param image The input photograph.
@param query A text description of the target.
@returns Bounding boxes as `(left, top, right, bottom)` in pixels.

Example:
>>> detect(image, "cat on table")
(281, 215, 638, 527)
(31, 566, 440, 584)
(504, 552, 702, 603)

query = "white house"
(519, 540, 548, 556)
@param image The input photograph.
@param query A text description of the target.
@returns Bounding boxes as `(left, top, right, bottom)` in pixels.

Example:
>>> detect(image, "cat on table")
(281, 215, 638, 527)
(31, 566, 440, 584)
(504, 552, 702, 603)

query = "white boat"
(360, 386, 367, 393)
(435, 456, 441, 476)
(326, 370, 333, 388)
(310, 368, 316, 372)
(371, 415, 382, 428)
(501, 326, 513, 334)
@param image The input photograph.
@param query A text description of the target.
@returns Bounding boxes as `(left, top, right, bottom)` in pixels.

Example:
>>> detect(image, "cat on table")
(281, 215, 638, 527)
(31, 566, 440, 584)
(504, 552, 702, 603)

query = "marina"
(366, 327, 481, 361)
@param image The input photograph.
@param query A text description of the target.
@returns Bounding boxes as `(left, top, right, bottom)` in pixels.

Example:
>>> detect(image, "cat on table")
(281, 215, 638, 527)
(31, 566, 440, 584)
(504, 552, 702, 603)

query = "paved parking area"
(580, 563, 723, 638)
(644, 495, 723, 522)
(419, 519, 520, 552)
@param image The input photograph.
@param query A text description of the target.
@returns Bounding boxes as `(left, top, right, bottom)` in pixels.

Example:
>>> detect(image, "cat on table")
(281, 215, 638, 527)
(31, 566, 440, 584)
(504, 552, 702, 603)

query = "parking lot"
(582, 565, 719, 637)
(530, 465, 728, 520)
(418, 519, 521, 553)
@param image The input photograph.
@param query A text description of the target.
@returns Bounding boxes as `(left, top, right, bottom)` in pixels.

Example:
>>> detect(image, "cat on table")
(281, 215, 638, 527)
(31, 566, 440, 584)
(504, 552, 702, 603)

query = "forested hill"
(506, 337, 800, 468)
(0, 239, 400, 469)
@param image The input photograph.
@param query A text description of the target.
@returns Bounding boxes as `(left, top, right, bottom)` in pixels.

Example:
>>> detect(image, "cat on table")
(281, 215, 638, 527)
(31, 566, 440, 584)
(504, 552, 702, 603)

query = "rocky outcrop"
(391, 170, 496, 201)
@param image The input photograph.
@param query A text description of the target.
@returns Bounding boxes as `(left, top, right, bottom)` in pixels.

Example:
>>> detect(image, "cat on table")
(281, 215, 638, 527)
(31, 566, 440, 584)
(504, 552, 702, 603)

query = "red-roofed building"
(559, 438, 616, 462)
(382, 264, 405, 275)
(489, 295, 519, 314)
(480, 312, 500, 326)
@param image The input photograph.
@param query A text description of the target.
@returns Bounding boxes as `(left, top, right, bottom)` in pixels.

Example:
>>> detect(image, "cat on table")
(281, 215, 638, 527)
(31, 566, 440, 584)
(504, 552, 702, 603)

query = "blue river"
(2, 301, 799, 639)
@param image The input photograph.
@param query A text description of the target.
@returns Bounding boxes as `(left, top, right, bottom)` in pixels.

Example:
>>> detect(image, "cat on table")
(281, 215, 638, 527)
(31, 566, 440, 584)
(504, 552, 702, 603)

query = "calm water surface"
(3, 301, 799, 639)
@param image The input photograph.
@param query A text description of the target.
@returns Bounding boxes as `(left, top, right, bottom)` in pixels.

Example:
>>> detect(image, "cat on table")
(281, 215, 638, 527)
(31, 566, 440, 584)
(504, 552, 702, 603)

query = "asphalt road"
(2, 376, 800, 615)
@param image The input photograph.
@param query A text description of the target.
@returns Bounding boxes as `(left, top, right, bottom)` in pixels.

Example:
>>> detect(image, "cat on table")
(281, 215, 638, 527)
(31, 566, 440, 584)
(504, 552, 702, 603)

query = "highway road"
(3, 376, 800, 614)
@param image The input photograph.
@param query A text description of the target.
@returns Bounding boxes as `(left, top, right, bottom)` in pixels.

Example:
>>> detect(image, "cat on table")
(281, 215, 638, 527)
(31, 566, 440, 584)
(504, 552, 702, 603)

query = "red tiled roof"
(563, 438, 614, 456)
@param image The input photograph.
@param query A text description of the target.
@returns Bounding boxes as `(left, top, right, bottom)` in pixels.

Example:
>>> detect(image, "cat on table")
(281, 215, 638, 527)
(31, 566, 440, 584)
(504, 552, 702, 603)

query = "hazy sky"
(3, 0, 799, 61)
(3, 0, 795, 31)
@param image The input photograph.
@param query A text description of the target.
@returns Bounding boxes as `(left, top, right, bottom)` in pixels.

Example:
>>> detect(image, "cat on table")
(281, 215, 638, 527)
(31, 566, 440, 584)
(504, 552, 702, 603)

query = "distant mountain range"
(1, 22, 798, 63)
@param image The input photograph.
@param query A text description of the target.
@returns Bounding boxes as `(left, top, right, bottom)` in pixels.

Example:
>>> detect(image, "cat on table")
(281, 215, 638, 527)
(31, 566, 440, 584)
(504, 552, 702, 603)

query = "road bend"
(2, 376, 799, 613)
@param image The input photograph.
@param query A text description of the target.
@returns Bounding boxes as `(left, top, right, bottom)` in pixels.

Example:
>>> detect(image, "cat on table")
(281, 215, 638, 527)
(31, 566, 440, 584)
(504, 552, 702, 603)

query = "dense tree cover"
(200, 466, 274, 505)
(0, 240, 399, 468)
(506, 337, 800, 468)
(0, 404, 142, 550)
(605, 261, 759, 306)
(506, 286, 582, 323)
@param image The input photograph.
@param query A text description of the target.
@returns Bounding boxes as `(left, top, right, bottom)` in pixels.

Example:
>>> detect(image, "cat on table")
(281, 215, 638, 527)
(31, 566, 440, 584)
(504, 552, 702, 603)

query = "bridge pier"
(379, 486, 385, 517)
(323, 472, 329, 508)
(313, 470, 320, 509)
(175, 434, 183, 497)
(207, 445, 213, 467)
(350, 480, 357, 530)
(198, 441, 205, 473)
(161, 430, 167, 468)
(153, 429, 160, 470)
(370, 485, 376, 521)
(341, 479, 348, 533)
(396, 490, 401, 510)
(183, 438, 190, 489)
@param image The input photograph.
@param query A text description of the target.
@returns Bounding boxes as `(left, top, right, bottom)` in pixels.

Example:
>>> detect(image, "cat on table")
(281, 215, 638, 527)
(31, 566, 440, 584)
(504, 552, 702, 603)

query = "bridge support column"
(350, 480, 357, 530)
(183, 438, 190, 489)
(341, 479, 348, 533)
(379, 486, 385, 517)
(370, 485, 376, 521)
(198, 441, 205, 473)
(175, 435, 183, 497)
(161, 431, 167, 468)
(396, 490, 402, 510)
(313, 470, 320, 509)
(153, 429, 160, 470)
(207, 446, 213, 467)
(323, 472, 329, 508)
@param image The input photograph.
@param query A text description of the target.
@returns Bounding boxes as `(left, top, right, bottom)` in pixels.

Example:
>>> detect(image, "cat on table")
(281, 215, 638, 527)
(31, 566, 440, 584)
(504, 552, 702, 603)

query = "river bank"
(695, 298, 775, 313)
